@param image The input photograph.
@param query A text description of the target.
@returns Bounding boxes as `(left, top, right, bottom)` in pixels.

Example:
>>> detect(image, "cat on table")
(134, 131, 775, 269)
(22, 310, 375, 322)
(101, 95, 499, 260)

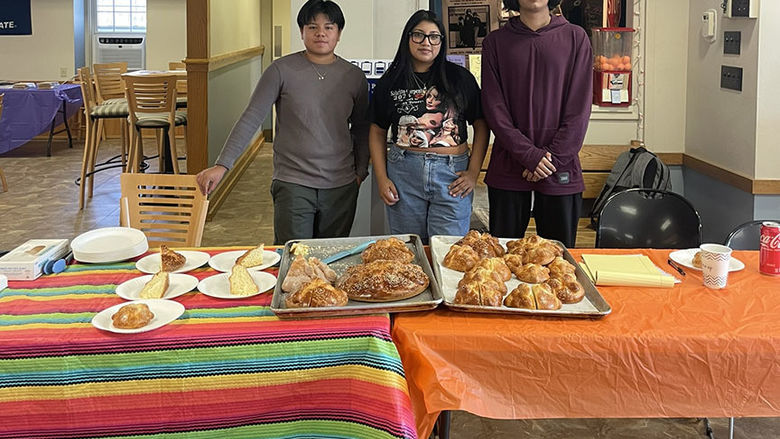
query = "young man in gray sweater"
(196, 0, 369, 245)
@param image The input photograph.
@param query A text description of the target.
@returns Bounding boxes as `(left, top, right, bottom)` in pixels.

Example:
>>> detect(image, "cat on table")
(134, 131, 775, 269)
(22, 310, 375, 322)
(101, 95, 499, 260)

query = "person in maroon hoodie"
(481, 0, 592, 247)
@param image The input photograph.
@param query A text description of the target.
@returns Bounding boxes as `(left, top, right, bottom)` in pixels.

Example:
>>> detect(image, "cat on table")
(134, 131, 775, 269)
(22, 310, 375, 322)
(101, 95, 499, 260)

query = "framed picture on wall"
(443, 0, 500, 55)
(0, 0, 32, 36)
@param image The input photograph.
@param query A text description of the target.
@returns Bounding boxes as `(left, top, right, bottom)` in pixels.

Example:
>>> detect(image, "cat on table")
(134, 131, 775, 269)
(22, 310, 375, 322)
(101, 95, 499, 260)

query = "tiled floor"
(1, 138, 778, 438)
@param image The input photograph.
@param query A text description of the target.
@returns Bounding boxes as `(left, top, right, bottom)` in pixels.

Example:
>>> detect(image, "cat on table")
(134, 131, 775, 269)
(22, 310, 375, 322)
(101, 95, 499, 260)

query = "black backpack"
(589, 147, 671, 226)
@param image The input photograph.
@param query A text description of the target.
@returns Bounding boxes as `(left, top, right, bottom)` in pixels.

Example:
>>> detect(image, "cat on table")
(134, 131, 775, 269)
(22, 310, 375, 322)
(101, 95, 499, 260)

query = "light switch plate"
(721, 65, 743, 91)
(724, 31, 741, 55)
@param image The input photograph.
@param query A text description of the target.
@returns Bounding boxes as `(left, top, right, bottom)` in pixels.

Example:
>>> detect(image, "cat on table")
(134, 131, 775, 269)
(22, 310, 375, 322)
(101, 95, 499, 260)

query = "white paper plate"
(669, 248, 745, 272)
(197, 271, 277, 299)
(207, 250, 281, 273)
(115, 273, 199, 300)
(135, 251, 210, 274)
(91, 299, 185, 334)
(72, 227, 148, 263)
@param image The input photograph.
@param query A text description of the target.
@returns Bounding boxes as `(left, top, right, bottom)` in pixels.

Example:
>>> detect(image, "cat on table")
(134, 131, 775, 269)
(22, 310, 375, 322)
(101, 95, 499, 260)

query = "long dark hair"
(383, 10, 463, 111)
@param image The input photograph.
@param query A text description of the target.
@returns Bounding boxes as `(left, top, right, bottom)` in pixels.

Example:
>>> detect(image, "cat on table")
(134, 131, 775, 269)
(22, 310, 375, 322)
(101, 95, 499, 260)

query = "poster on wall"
(443, 0, 500, 55)
(0, 0, 32, 35)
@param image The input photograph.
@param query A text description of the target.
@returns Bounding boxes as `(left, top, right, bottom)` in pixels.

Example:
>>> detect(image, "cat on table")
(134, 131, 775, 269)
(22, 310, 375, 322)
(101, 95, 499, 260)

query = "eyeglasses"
(409, 31, 443, 45)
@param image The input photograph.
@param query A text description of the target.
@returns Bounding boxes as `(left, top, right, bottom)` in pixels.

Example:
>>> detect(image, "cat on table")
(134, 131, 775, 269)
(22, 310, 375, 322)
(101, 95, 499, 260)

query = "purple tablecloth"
(0, 84, 83, 155)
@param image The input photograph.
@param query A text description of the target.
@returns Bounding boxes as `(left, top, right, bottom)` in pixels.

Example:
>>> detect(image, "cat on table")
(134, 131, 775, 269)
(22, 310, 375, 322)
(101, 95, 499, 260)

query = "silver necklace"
(303, 52, 327, 80)
(412, 73, 428, 90)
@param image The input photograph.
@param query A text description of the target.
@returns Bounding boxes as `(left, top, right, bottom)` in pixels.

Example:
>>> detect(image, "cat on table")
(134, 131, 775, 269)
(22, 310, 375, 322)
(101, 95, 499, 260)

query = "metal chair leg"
(435, 410, 451, 439)
(729, 417, 734, 439)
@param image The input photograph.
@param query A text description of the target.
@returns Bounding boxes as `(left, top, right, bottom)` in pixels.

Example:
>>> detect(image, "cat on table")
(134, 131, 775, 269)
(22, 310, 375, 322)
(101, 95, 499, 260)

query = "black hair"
(297, 0, 345, 30)
(382, 10, 464, 111)
(503, 0, 562, 12)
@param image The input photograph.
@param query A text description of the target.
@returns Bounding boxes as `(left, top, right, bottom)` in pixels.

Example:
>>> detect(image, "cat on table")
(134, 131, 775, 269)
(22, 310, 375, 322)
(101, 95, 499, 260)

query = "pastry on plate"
(229, 264, 259, 296)
(139, 271, 169, 299)
(281, 255, 338, 294)
(112, 303, 155, 329)
(361, 237, 415, 264)
(160, 245, 186, 272)
(285, 278, 349, 308)
(236, 243, 266, 268)
(336, 260, 429, 302)
(442, 244, 480, 272)
(692, 251, 702, 268)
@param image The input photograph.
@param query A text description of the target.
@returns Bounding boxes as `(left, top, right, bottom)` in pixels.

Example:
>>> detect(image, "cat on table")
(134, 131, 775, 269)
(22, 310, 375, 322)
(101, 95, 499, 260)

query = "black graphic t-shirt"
(370, 63, 482, 148)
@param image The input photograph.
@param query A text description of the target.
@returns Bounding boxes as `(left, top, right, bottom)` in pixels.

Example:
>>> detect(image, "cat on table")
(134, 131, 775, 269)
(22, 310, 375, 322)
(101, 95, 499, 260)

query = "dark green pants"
(270, 179, 359, 245)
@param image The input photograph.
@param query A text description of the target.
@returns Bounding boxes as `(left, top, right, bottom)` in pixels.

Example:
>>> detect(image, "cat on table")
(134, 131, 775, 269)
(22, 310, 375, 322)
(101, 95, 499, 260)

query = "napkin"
(580, 254, 675, 288)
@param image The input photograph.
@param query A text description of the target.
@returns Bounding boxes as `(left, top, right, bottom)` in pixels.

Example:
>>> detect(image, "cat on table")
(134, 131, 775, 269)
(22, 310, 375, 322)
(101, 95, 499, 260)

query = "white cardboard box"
(0, 239, 70, 280)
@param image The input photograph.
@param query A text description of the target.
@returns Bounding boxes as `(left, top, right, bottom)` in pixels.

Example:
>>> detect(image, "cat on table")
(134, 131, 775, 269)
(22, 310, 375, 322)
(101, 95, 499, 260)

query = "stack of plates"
(72, 227, 148, 263)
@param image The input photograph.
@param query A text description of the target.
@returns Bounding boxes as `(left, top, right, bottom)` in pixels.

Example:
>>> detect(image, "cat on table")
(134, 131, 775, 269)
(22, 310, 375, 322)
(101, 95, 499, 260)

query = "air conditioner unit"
(93, 34, 146, 69)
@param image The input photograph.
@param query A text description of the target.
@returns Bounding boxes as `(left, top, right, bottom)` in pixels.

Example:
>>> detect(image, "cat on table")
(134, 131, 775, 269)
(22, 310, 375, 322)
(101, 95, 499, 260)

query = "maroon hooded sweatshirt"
(481, 14, 592, 195)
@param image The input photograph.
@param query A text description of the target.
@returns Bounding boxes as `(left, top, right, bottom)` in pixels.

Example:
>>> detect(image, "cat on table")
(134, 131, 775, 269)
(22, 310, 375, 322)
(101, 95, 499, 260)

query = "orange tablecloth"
(392, 249, 780, 438)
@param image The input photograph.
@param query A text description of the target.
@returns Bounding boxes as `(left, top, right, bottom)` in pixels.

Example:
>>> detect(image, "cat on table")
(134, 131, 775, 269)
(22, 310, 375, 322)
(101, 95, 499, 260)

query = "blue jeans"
(386, 144, 473, 243)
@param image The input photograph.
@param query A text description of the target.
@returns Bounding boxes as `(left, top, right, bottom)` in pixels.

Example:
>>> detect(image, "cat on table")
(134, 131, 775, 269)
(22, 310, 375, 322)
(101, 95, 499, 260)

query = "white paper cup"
(700, 243, 732, 289)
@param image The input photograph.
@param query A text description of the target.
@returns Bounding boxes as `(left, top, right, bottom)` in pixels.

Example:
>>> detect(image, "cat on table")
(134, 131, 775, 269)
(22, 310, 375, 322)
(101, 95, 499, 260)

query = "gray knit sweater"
(215, 52, 370, 188)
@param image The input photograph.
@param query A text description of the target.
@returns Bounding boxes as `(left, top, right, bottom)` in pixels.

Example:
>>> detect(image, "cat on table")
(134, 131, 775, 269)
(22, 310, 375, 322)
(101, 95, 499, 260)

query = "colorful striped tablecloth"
(0, 248, 417, 439)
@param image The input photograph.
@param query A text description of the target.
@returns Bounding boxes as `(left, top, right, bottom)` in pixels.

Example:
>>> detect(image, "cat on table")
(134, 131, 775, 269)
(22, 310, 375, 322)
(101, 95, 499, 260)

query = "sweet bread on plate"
(160, 245, 186, 272)
(229, 265, 259, 296)
(285, 278, 349, 308)
(336, 260, 430, 302)
(236, 243, 266, 268)
(112, 303, 154, 329)
(692, 251, 703, 268)
(361, 237, 415, 263)
(139, 271, 169, 299)
(442, 244, 479, 272)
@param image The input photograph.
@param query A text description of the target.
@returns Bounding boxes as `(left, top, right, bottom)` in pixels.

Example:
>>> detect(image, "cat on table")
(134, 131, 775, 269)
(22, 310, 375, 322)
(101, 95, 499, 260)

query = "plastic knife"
(321, 240, 377, 264)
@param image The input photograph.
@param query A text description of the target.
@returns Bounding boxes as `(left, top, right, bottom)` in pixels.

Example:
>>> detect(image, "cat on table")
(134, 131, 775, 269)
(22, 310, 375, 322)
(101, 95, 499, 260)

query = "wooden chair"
(77, 67, 129, 209)
(120, 173, 208, 248)
(0, 94, 6, 192)
(168, 61, 188, 109)
(93, 62, 128, 103)
(124, 74, 187, 174)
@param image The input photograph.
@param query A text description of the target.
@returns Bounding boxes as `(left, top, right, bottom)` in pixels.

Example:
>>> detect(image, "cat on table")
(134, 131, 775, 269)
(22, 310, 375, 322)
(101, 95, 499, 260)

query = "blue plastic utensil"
(321, 240, 376, 264)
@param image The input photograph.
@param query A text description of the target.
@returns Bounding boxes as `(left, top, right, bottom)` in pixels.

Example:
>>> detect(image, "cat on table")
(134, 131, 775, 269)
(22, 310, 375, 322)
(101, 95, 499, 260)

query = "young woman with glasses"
(369, 10, 489, 243)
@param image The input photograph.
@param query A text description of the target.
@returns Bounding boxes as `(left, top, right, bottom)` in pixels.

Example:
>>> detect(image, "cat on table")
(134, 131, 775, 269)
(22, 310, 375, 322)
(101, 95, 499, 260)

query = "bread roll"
(112, 303, 154, 329)
(442, 244, 479, 272)
(285, 278, 348, 308)
(361, 237, 415, 263)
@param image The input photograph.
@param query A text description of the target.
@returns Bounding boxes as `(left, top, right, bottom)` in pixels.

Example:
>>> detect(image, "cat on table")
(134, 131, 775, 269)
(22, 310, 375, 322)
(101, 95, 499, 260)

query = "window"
(96, 0, 146, 33)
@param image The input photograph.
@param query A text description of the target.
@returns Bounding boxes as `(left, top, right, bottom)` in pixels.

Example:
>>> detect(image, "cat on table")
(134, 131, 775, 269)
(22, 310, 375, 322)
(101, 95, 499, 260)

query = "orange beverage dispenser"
(591, 27, 634, 107)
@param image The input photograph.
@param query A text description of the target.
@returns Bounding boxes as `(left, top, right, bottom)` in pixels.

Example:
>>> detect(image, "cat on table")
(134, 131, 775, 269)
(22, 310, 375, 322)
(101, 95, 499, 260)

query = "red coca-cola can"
(760, 221, 780, 276)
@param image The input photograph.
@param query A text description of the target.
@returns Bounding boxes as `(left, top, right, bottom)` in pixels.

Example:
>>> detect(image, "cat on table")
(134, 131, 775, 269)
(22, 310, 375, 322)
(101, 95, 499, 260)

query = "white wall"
(289, 0, 421, 59)
(146, 0, 187, 71)
(643, 0, 689, 153)
(686, 0, 759, 178)
(0, 0, 75, 80)
(754, 0, 780, 179)
(210, 0, 262, 55)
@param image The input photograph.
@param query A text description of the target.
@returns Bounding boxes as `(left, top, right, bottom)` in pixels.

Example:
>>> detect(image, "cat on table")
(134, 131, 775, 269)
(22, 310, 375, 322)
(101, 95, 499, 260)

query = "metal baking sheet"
(430, 235, 611, 318)
(271, 234, 443, 318)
